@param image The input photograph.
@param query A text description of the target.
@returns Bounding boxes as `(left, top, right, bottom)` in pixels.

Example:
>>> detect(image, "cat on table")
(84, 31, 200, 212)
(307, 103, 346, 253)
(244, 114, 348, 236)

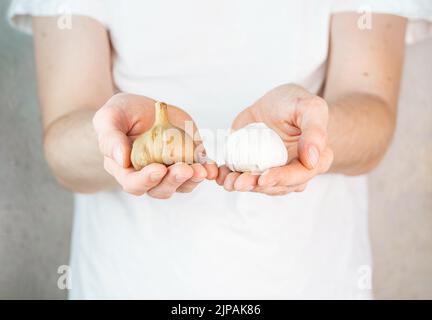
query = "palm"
(233, 84, 331, 168)
(218, 84, 332, 196)
(231, 100, 302, 165)
(112, 96, 197, 143)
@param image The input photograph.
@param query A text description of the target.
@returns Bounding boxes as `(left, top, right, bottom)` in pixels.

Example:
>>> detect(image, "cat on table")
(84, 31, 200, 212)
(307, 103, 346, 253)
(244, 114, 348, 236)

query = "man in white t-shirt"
(8, 0, 432, 299)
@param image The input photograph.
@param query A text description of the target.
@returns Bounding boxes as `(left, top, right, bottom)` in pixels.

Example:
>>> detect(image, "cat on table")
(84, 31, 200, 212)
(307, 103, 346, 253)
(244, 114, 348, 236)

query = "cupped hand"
(217, 84, 334, 196)
(93, 93, 218, 198)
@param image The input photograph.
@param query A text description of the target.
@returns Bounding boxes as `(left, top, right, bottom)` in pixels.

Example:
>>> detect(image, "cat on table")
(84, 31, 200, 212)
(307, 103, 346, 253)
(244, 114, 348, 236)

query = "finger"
(177, 163, 207, 193)
(165, 107, 217, 181)
(98, 130, 132, 168)
(199, 158, 219, 180)
(254, 182, 308, 196)
(258, 159, 318, 187)
(294, 183, 308, 192)
(233, 172, 259, 192)
(147, 163, 194, 199)
(318, 147, 334, 173)
(253, 185, 293, 196)
(296, 96, 328, 170)
(231, 107, 256, 130)
(98, 93, 155, 136)
(216, 165, 232, 186)
(94, 94, 161, 167)
(93, 97, 133, 168)
(223, 172, 241, 192)
(104, 157, 167, 195)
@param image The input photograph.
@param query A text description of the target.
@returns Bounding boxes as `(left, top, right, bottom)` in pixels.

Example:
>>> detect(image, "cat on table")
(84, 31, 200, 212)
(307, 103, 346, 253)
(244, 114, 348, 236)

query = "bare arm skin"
(33, 16, 115, 193)
(33, 17, 217, 195)
(325, 13, 406, 175)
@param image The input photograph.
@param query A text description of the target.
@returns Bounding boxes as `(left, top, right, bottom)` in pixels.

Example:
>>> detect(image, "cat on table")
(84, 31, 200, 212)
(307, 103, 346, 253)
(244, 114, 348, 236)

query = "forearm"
(44, 108, 116, 193)
(326, 93, 396, 175)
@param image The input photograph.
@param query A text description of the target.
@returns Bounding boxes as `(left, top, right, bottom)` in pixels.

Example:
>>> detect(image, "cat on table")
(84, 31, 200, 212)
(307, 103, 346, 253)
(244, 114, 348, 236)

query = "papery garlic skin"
(225, 122, 288, 172)
(130, 102, 196, 170)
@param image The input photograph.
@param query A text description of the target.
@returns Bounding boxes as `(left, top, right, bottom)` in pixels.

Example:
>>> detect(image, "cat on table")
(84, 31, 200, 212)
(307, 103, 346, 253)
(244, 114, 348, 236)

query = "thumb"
(93, 100, 132, 168)
(231, 107, 256, 131)
(97, 129, 131, 168)
(297, 97, 328, 170)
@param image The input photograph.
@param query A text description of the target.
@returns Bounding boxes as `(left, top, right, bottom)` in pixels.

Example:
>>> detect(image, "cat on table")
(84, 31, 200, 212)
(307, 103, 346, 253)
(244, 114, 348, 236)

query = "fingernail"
(150, 172, 164, 182)
(113, 146, 123, 166)
(175, 175, 189, 183)
(191, 177, 204, 183)
(308, 146, 319, 168)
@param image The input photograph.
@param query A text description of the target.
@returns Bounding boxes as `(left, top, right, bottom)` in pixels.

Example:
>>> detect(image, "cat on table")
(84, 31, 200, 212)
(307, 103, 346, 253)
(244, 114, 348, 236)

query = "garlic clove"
(225, 122, 288, 173)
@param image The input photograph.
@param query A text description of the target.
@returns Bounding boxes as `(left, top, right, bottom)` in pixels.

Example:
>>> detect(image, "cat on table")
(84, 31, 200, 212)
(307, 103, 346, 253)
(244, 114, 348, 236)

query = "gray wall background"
(0, 1, 431, 299)
(0, 1, 72, 299)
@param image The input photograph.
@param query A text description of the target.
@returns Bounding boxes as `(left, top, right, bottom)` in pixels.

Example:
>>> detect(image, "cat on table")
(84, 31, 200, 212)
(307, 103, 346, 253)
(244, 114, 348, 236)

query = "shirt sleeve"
(331, 0, 432, 43)
(7, 0, 111, 34)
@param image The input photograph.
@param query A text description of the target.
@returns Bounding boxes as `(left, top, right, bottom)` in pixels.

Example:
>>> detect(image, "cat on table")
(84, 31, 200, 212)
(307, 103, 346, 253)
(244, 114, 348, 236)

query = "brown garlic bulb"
(130, 101, 197, 170)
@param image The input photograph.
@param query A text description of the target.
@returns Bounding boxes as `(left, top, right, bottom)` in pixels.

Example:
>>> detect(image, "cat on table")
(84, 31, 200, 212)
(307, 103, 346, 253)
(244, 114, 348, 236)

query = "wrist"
(326, 93, 396, 175)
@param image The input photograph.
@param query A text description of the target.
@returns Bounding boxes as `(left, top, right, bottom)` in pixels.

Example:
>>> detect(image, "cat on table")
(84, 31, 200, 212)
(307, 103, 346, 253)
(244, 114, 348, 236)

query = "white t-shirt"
(8, 0, 432, 299)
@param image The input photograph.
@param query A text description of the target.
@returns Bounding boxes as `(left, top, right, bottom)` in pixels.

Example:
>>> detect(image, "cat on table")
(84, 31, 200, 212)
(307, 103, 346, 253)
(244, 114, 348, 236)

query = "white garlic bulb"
(225, 122, 288, 172)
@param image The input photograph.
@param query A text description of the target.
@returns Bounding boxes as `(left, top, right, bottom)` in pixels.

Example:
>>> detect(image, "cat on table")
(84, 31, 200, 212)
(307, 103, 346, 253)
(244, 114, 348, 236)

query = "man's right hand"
(93, 93, 218, 198)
